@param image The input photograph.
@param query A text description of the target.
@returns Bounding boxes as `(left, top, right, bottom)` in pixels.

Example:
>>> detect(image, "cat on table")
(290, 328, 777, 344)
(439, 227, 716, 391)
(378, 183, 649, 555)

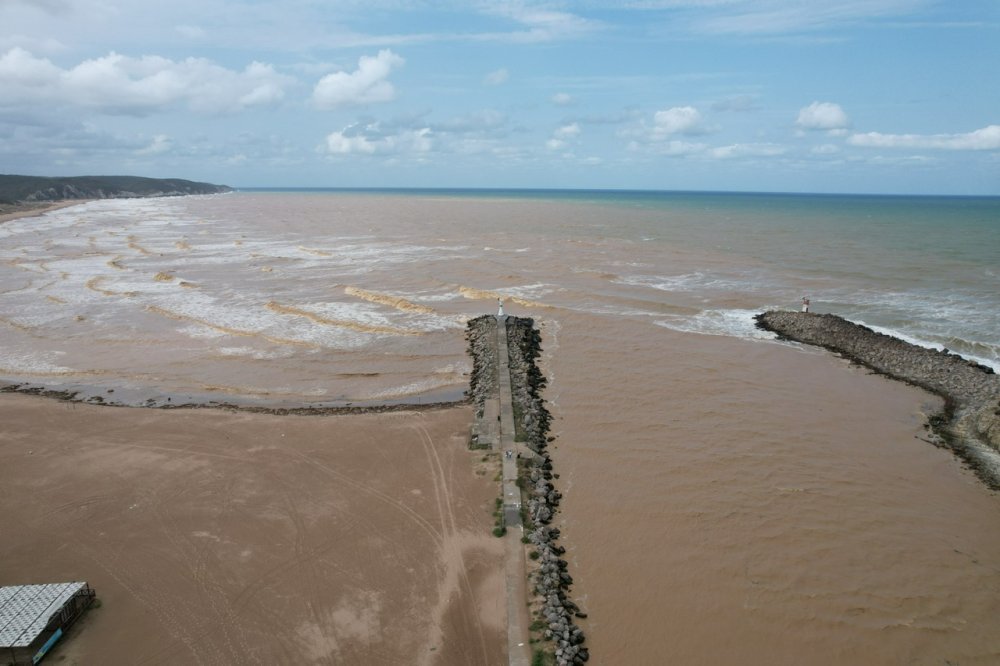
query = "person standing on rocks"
(497, 297, 504, 317)
(801, 297, 810, 313)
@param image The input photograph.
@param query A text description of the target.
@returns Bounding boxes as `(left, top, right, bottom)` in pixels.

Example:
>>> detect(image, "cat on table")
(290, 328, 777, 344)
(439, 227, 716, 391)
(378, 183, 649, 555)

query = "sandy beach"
(0, 200, 89, 225)
(0, 394, 504, 665)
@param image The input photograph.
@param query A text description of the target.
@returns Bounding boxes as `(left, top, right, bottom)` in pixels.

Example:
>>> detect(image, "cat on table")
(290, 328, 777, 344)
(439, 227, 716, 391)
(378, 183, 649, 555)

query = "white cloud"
(0, 47, 292, 115)
(554, 123, 581, 139)
(484, 67, 509, 85)
(709, 143, 786, 159)
(325, 131, 378, 155)
(312, 49, 404, 110)
(656, 140, 708, 156)
(136, 133, 171, 155)
(848, 125, 1000, 150)
(689, 0, 928, 35)
(323, 123, 432, 156)
(711, 94, 758, 112)
(812, 143, 840, 155)
(482, 5, 600, 42)
(0, 0, 70, 12)
(796, 101, 849, 130)
(0, 34, 66, 55)
(653, 106, 704, 137)
(175, 24, 207, 40)
(551, 92, 574, 106)
(546, 123, 581, 151)
(430, 109, 507, 134)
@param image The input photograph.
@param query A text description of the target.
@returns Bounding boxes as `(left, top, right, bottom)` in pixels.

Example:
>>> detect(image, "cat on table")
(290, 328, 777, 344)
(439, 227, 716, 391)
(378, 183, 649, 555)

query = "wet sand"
(0, 200, 88, 224)
(0, 395, 503, 665)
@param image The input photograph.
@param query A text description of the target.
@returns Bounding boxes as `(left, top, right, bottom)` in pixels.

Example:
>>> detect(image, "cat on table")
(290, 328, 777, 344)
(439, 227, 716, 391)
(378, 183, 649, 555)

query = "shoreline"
(0, 381, 468, 416)
(0, 200, 90, 224)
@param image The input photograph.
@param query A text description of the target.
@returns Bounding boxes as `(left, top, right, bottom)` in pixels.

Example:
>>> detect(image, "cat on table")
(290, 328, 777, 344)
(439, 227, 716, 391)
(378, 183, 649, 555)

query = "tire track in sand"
(410, 415, 490, 665)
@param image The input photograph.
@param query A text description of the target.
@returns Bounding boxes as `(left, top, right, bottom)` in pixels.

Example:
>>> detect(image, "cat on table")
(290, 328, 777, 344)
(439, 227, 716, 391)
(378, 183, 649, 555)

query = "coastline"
(0, 200, 89, 224)
(0, 381, 468, 415)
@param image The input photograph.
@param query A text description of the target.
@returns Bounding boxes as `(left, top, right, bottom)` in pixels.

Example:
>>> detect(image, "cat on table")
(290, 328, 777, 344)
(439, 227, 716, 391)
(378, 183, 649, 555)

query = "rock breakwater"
(465, 314, 589, 665)
(506, 317, 589, 666)
(756, 310, 1000, 488)
(466, 315, 499, 416)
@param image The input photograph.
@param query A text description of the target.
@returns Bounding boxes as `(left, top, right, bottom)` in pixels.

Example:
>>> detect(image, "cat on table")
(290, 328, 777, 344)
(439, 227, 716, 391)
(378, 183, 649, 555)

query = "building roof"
(0, 583, 87, 648)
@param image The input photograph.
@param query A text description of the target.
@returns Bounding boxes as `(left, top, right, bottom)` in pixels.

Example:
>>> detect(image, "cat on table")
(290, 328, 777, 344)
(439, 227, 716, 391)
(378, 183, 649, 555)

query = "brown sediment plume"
(107, 257, 126, 270)
(153, 272, 175, 282)
(344, 286, 436, 314)
(85, 276, 118, 296)
(756, 310, 1000, 489)
(266, 301, 421, 336)
(175, 240, 191, 250)
(127, 235, 152, 255)
(45, 295, 66, 304)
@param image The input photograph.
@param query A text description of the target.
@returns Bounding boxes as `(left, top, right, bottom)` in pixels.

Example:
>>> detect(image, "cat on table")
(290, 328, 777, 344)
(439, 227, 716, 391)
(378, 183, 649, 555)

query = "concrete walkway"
(496, 315, 531, 666)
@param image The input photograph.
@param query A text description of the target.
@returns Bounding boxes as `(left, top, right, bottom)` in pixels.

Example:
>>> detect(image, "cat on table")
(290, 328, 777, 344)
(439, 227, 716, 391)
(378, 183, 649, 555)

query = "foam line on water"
(265, 301, 422, 336)
(457, 285, 553, 309)
(853, 319, 1000, 372)
(146, 304, 322, 348)
(655, 309, 779, 341)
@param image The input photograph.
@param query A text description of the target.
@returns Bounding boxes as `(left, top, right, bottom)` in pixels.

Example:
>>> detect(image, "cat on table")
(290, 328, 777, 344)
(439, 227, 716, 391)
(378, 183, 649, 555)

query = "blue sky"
(1, 0, 998, 194)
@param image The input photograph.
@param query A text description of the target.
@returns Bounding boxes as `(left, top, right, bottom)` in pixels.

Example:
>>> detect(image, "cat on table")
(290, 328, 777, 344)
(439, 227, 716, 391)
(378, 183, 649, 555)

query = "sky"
(1, 0, 998, 194)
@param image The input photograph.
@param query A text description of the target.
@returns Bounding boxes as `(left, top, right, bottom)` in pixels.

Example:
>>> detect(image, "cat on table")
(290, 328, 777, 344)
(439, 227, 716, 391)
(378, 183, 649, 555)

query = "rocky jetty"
(465, 314, 589, 664)
(506, 317, 589, 666)
(756, 310, 1000, 488)
(465, 315, 499, 420)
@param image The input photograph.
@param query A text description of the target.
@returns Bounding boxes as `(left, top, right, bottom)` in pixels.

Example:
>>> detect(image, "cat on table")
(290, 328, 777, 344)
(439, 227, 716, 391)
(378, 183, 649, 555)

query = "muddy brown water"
(2, 192, 999, 663)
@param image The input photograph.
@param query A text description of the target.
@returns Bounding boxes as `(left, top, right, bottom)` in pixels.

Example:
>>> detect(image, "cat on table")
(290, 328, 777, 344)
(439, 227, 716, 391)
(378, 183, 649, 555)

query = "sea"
(2, 189, 999, 663)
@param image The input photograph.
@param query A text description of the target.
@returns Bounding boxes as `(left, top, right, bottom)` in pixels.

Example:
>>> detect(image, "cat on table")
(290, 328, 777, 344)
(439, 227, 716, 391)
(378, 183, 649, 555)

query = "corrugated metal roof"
(0, 582, 87, 648)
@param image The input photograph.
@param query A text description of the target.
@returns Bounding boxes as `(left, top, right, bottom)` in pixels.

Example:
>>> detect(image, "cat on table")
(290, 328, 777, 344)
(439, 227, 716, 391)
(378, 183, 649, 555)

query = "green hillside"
(0, 174, 232, 204)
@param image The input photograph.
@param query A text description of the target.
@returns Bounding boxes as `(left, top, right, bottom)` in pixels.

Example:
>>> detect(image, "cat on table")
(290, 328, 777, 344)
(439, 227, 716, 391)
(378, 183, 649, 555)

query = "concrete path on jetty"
(494, 314, 532, 666)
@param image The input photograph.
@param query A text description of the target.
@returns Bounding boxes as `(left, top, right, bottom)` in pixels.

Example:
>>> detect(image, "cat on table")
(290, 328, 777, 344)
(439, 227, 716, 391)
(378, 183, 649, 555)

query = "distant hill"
(0, 174, 232, 204)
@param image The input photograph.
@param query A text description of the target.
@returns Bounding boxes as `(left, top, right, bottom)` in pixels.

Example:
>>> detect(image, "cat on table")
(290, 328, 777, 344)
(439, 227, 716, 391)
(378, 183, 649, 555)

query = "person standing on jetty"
(497, 297, 504, 317)
(802, 297, 810, 312)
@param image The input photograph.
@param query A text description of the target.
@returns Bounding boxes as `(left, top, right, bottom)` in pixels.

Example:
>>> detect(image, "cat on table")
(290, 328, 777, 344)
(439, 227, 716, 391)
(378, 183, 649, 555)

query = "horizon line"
(229, 186, 1000, 199)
